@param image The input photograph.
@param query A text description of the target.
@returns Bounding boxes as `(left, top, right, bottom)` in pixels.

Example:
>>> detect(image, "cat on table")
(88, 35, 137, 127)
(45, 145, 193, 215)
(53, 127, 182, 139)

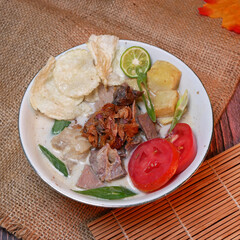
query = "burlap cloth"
(0, 0, 239, 239)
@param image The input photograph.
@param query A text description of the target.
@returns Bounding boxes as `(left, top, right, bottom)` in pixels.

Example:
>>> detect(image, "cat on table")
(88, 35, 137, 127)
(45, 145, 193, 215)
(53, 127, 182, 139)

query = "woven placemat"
(89, 143, 240, 239)
(0, 0, 240, 239)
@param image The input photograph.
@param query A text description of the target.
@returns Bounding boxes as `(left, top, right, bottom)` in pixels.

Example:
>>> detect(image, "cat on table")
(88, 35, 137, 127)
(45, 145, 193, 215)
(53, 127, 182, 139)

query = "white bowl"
(19, 40, 213, 208)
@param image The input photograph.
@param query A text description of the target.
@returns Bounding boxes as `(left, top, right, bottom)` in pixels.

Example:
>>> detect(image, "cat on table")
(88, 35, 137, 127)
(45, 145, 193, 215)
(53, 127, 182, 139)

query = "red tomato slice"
(168, 123, 197, 175)
(128, 138, 179, 192)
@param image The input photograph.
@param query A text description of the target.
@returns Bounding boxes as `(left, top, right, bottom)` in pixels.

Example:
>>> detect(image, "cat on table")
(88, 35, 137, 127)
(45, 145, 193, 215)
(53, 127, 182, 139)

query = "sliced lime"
(120, 46, 151, 78)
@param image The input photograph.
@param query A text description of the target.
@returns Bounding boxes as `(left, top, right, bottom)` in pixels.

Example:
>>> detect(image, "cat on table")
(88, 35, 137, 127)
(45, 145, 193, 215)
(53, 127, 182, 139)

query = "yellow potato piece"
(157, 116, 173, 125)
(147, 61, 181, 93)
(152, 90, 179, 117)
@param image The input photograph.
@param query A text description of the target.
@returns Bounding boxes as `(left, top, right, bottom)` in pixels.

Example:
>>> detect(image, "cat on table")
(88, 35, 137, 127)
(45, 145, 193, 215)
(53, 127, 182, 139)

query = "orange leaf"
(198, 0, 240, 33)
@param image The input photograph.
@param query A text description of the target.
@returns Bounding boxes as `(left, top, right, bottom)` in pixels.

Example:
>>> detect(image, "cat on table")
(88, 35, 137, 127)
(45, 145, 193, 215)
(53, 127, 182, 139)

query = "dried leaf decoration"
(198, 0, 240, 34)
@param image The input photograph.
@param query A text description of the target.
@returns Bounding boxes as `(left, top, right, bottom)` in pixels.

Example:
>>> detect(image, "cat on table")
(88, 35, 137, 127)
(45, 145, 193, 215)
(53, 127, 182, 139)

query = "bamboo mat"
(88, 143, 240, 239)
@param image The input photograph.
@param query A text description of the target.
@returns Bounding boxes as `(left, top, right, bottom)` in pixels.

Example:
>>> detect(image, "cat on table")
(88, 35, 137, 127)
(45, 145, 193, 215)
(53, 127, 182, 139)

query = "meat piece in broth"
(89, 143, 127, 182)
(76, 164, 103, 189)
(51, 127, 91, 172)
(137, 113, 159, 140)
(113, 84, 142, 106)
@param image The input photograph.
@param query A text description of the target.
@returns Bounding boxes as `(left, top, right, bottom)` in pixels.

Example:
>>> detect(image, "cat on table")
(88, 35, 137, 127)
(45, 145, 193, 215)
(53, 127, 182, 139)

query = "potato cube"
(152, 90, 179, 117)
(147, 61, 181, 93)
(157, 116, 173, 125)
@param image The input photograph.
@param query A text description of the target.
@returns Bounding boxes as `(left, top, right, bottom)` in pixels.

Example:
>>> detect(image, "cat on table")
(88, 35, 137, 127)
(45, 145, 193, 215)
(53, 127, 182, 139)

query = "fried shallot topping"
(82, 102, 139, 150)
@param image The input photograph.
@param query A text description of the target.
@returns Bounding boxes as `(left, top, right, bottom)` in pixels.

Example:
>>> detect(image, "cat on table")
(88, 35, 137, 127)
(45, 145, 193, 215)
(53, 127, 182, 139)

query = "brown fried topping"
(82, 102, 140, 150)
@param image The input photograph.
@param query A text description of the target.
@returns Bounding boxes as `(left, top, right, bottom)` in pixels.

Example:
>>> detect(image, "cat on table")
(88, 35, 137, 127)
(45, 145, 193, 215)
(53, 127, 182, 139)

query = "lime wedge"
(120, 46, 151, 78)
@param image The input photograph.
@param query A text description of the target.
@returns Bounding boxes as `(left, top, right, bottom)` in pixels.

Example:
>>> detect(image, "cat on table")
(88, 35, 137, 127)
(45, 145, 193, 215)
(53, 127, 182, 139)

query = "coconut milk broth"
(33, 88, 193, 197)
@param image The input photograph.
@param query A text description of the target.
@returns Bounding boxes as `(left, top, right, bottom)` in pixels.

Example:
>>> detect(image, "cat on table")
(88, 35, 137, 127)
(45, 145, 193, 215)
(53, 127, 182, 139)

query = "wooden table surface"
(1, 83, 239, 240)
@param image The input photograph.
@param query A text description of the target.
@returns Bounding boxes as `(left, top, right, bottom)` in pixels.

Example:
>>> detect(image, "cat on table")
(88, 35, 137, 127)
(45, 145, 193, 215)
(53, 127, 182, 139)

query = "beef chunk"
(113, 84, 142, 106)
(137, 113, 159, 140)
(51, 128, 91, 172)
(76, 165, 103, 189)
(89, 144, 127, 182)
